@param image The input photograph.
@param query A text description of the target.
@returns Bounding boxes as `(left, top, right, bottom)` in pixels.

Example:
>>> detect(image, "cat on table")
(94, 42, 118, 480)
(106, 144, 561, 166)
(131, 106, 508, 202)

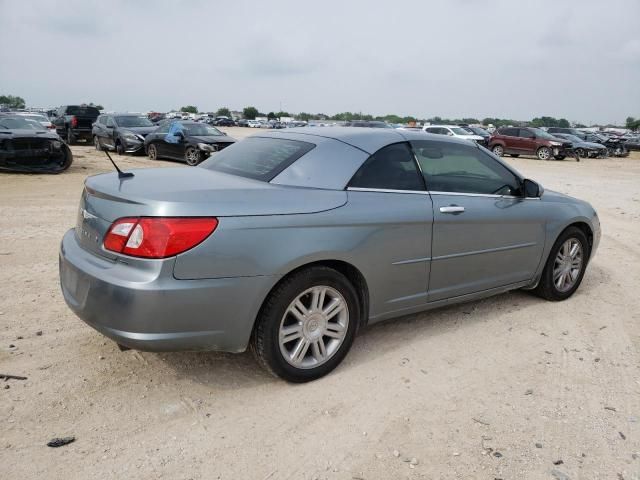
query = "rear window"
(65, 106, 100, 116)
(200, 137, 315, 181)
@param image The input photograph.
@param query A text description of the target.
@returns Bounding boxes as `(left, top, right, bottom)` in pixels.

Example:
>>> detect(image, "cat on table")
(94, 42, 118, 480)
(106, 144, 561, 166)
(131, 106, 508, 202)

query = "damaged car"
(551, 133, 607, 158)
(0, 114, 73, 173)
(93, 113, 158, 155)
(144, 120, 236, 165)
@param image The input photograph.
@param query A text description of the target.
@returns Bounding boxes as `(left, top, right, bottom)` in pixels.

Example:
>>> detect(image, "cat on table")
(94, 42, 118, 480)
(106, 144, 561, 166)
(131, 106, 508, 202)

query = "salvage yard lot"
(1, 128, 640, 479)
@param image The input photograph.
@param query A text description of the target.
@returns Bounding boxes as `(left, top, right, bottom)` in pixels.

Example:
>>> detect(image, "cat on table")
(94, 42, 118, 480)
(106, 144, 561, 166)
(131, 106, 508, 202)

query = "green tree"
(243, 106, 259, 120)
(180, 105, 198, 114)
(626, 116, 640, 130)
(216, 107, 231, 117)
(267, 112, 276, 120)
(0, 94, 26, 109)
(275, 111, 290, 119)
(296, 112, 312, 121)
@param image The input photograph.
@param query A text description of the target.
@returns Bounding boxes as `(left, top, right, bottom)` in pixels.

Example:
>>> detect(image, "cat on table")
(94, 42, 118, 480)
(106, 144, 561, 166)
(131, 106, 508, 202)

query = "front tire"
(93, 136, 102, 151)
(537, 146, 552, 160)
(491, 145, 504, 156)
(252, 266, 360, 382)
(148, 143, 158, 160)
(185, 147, 201, 166)
(533, 227, 589, 301)
(116, 140, 125, 156)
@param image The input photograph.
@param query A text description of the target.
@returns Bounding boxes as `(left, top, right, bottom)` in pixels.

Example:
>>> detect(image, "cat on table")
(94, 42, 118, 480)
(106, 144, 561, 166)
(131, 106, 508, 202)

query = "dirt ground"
(1, 128, 640, 480)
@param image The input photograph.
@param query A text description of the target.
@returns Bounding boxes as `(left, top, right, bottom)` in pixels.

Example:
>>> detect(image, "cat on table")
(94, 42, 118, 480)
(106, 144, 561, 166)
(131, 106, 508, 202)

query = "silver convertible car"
(59, 128, 600, 382)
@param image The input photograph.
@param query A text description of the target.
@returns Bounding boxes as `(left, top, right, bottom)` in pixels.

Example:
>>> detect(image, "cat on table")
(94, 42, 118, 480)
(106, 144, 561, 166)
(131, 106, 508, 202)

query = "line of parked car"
(2, 104, 639, 173)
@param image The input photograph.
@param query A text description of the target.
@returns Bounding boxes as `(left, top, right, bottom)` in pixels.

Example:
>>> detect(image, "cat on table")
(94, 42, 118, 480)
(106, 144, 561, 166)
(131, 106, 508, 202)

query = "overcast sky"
(1, 0, 639, 124)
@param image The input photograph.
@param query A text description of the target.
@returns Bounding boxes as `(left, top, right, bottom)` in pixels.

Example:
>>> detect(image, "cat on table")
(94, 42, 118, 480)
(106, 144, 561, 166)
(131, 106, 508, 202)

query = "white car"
(10, 112, 56, 132)
(247, 120, 261, 128)
(423, 125, 484, 143)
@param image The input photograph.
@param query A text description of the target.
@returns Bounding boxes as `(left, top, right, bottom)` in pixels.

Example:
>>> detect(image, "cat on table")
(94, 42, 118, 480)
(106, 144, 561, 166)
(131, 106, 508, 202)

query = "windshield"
(115, 116, 153, 127)
(66, 106, 100, 116)
(559, 134, 583, 143)
(200, 137, 315, 181)
(451, 127, 472, 135)
(20, 114, 48, 123)
(0, 116, 40, 129)
(531, 128, 558, 140)
(469, 127, 488, 136)
(184, 124, 223, 136)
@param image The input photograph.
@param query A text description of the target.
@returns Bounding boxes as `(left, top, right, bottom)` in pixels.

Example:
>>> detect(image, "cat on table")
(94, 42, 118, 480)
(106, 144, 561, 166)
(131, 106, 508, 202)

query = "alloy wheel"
(492, 145, 504, 156)
(278, 286, 349, 369)
(185, 148, 201, 166)
(148, 144, 157, 160)
(552, 238, 583, 293)
(537, 147, 551, 160)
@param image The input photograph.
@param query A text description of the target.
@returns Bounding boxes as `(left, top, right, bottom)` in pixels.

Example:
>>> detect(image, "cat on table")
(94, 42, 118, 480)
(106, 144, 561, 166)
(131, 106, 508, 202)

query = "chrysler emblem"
(82, 209, 97, 220)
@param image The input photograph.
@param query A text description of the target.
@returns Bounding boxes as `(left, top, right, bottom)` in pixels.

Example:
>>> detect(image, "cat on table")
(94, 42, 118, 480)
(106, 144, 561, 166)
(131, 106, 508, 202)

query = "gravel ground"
(1, 128, 639, 479)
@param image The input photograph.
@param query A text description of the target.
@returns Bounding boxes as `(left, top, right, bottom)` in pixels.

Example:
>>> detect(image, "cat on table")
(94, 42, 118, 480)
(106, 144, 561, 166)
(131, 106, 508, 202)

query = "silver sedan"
(59, 128, 600, 382)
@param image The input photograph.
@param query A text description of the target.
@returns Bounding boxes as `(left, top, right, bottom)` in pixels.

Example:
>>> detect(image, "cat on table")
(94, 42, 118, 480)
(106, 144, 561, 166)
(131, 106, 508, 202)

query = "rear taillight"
(70, 116, 78, 128)
(48, 124, 56, 129)
(103, 217, 218, 258)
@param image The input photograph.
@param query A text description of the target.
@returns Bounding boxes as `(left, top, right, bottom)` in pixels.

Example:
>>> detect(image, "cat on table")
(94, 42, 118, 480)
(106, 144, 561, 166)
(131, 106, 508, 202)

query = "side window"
(157, 123, 171, 134)
(519, 129, 534, 138)
(105, 116, 115, 128)
(349, 143, 425, 191)
(411, 140, 522, 196)
(97, 116, 105, 125)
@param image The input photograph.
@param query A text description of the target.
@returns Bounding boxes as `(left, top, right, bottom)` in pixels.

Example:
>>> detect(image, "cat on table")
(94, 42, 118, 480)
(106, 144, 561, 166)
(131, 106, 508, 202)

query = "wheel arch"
(252, 259, 370, 336)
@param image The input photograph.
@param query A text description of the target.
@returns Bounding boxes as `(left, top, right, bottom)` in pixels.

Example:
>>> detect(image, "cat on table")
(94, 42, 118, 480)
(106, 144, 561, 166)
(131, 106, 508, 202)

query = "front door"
(410, 139, 546, 302)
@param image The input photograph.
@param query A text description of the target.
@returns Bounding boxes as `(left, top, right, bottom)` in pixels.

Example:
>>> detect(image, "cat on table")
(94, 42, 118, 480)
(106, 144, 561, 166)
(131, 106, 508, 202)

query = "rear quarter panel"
(173, 191, 433, 319)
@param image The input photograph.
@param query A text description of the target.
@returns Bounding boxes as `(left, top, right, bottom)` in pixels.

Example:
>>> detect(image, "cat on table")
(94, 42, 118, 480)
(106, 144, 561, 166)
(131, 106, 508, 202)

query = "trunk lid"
(76, 167, 346, 258)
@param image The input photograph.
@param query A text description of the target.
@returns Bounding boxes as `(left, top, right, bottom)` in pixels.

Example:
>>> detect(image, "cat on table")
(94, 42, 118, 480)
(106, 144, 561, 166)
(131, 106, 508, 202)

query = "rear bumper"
(59, 229, 277, 353)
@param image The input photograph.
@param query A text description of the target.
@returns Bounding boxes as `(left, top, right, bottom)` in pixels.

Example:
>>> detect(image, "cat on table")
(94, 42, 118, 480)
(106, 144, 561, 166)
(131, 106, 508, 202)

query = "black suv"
(92, 113, 158, 154)
(51, 105, 100, 144)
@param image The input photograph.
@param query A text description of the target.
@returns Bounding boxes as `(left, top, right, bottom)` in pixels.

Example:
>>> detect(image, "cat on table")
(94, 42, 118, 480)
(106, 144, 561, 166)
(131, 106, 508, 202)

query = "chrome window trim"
(428, 191, 516, 199)
(347, 187, 429, 195)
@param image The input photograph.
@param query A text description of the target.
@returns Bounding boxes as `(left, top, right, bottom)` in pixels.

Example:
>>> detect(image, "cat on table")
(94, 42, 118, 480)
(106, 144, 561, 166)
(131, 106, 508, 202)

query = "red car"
(489, 127, 574, 160)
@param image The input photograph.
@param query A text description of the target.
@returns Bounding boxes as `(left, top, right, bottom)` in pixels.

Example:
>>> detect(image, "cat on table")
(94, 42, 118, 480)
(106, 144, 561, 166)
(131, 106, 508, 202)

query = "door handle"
(439, 205, 465, 214)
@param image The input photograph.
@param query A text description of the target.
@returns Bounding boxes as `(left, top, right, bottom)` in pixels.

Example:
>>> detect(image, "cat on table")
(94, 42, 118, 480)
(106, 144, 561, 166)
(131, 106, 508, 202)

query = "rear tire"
(66, 129, 74, 145)
(575, 148, 585, 158)
(252, 266, 360, 383)
(537, 146, 552, 160)
(93, 136, 102, 151)
(533, 227, 589, 301)
(116, 140, 125, 156)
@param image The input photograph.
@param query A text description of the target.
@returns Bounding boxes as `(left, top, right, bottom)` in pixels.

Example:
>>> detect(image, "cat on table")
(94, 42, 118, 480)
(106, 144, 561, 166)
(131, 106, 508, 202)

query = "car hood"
(0, 129, 60, 140)
(574, 141, 606, 149)
(541, 189, 590, 207)
(458, 134, 484, 141)
(83, 167, 347, 221)
(123, 126, 158, 135)
(188, 135, 236, 144)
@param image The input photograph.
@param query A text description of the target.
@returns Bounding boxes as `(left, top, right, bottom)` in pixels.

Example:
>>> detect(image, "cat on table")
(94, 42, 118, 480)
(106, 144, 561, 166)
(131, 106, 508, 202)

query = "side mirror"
(523, 178, 543, 198)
